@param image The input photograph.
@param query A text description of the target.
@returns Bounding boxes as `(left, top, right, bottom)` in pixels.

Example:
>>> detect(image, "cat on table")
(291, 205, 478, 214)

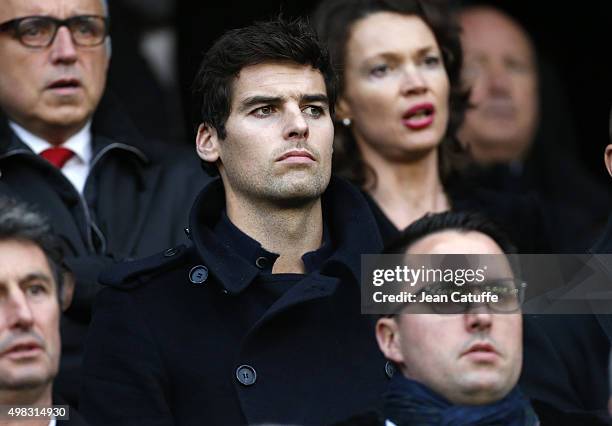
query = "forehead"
(347, 12, 439, 61)
(0, 240, 54, 287)
(1, 0, 105, 21)
(406, 231, 513, 280)
(407, 230, 504, 255)
(230, 62, 327, 107)
(460, 9, 534, 61)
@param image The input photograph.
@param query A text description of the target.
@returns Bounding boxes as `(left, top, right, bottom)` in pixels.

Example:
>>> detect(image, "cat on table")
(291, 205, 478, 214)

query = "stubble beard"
(229, 166, 330, 209)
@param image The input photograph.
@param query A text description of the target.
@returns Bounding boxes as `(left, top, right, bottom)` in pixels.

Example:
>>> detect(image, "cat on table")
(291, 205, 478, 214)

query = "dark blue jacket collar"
(188, 176, 383, 295)
(213, 209, 333, 274)
(213, 209, 280, 273)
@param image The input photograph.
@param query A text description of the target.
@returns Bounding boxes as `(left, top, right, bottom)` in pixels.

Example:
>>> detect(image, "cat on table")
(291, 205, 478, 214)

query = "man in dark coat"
(0, 0, 205, 407)
(80, 17, 390, 426)
(0, 197, 89, 425)
(515, 117, 612, 424)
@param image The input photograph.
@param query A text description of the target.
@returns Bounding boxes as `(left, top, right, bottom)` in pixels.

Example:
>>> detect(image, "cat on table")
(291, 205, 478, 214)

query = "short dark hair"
(312, 0, 469, 188)
(384, 211, 516, 254)
(0, 197, 65, 300)
(193, 16, 337, 176)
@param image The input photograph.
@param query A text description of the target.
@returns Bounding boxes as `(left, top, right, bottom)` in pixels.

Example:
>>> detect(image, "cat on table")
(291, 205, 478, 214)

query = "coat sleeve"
(79, 287, 174, 426)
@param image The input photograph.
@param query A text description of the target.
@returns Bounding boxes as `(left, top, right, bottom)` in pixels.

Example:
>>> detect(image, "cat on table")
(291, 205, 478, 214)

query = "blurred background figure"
(105, 0, 185, 142)
(457, 3, 612, 251)
(313, 0, 548, 253)
(0, 197, 87, 425)
(457, 5, 537, 165)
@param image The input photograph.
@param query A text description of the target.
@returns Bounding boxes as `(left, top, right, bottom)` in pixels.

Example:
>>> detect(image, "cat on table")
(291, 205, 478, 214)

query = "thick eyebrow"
(301, 94, 329, 107)
(365, 45, 440, 63)
(238, 93, 329, 112)
(238, 96, 283, 112)
(20, 273, 53, 286)
(415, 45, 439, 56)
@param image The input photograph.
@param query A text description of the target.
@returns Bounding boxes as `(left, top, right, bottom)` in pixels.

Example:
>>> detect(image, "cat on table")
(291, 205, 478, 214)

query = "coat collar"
(188, 176, 383, 295)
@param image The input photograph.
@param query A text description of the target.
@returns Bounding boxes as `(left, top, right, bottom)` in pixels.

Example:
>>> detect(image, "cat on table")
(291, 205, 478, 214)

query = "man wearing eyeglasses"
(360, 211, 540, 426)
(0, 0, 204, 408)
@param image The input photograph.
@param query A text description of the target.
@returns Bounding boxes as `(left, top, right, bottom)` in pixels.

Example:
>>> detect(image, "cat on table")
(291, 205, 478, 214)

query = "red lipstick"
(402, 102, 435, 130)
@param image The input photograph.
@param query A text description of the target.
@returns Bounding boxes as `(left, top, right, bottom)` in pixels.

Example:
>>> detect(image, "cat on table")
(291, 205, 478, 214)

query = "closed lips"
(1, 341, 42, 356)
(462, 342, 497, 356)
(276, 150, 315, 161)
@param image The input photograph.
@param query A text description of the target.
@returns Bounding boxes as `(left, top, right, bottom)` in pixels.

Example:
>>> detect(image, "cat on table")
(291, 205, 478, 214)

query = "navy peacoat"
(80, 177, 391, 425)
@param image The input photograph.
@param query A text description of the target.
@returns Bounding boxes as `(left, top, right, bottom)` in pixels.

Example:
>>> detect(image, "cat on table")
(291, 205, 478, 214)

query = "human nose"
(49, 26, 78, 64)
(465, 305, 493, 332)
(283, 106, 309, 141)
(4, 290, 34, 331)
(400, 65, 427, 96)
(485, 62, 512, 95)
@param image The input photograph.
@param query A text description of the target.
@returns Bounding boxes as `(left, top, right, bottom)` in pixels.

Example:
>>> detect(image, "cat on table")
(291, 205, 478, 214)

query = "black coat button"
(385, 361, 395, 379)
(163, 247, 178, 257)
(236, 365, 257, 386)
(189, 265, 208, 284)
(255, 257, 268, 269)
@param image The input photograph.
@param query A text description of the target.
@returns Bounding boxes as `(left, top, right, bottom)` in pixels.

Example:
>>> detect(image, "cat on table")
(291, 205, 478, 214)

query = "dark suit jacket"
(516, 219, 612, 423)
(0, 93, 208, 406)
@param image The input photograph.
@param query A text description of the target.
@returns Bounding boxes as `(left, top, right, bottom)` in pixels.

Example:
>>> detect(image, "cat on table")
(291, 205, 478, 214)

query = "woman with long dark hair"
(313, 0, 547, 252)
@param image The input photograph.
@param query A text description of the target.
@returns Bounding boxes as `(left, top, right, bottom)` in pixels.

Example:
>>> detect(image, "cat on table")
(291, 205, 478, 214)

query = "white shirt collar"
(9, 120, 93, 165)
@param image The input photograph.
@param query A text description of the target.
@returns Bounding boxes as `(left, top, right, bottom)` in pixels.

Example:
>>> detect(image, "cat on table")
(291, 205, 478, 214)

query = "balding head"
(457, 6, 539, 164)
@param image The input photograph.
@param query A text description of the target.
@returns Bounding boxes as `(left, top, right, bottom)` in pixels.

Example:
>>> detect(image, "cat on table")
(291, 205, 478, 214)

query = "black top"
(363, 176, 552, 253)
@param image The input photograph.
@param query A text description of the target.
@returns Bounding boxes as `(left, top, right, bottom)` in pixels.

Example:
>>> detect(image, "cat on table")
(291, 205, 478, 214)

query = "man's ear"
(604, 144, 612, 177)
(196, 123, 221, 164)
(60, 271, 75, 312)
(375, 317, 404, 365)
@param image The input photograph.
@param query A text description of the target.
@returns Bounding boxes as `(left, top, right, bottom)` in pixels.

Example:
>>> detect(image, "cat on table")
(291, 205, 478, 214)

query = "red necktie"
(40, 147, 75, 169)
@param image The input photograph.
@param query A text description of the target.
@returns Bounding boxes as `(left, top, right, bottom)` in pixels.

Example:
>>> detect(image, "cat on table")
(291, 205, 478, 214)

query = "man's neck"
(225, 194, 324, 274)
(0, 385, 53, 426)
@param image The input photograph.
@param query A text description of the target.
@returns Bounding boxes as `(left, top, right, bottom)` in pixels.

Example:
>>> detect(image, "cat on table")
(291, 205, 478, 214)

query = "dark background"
(106, 0, 612, 186)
